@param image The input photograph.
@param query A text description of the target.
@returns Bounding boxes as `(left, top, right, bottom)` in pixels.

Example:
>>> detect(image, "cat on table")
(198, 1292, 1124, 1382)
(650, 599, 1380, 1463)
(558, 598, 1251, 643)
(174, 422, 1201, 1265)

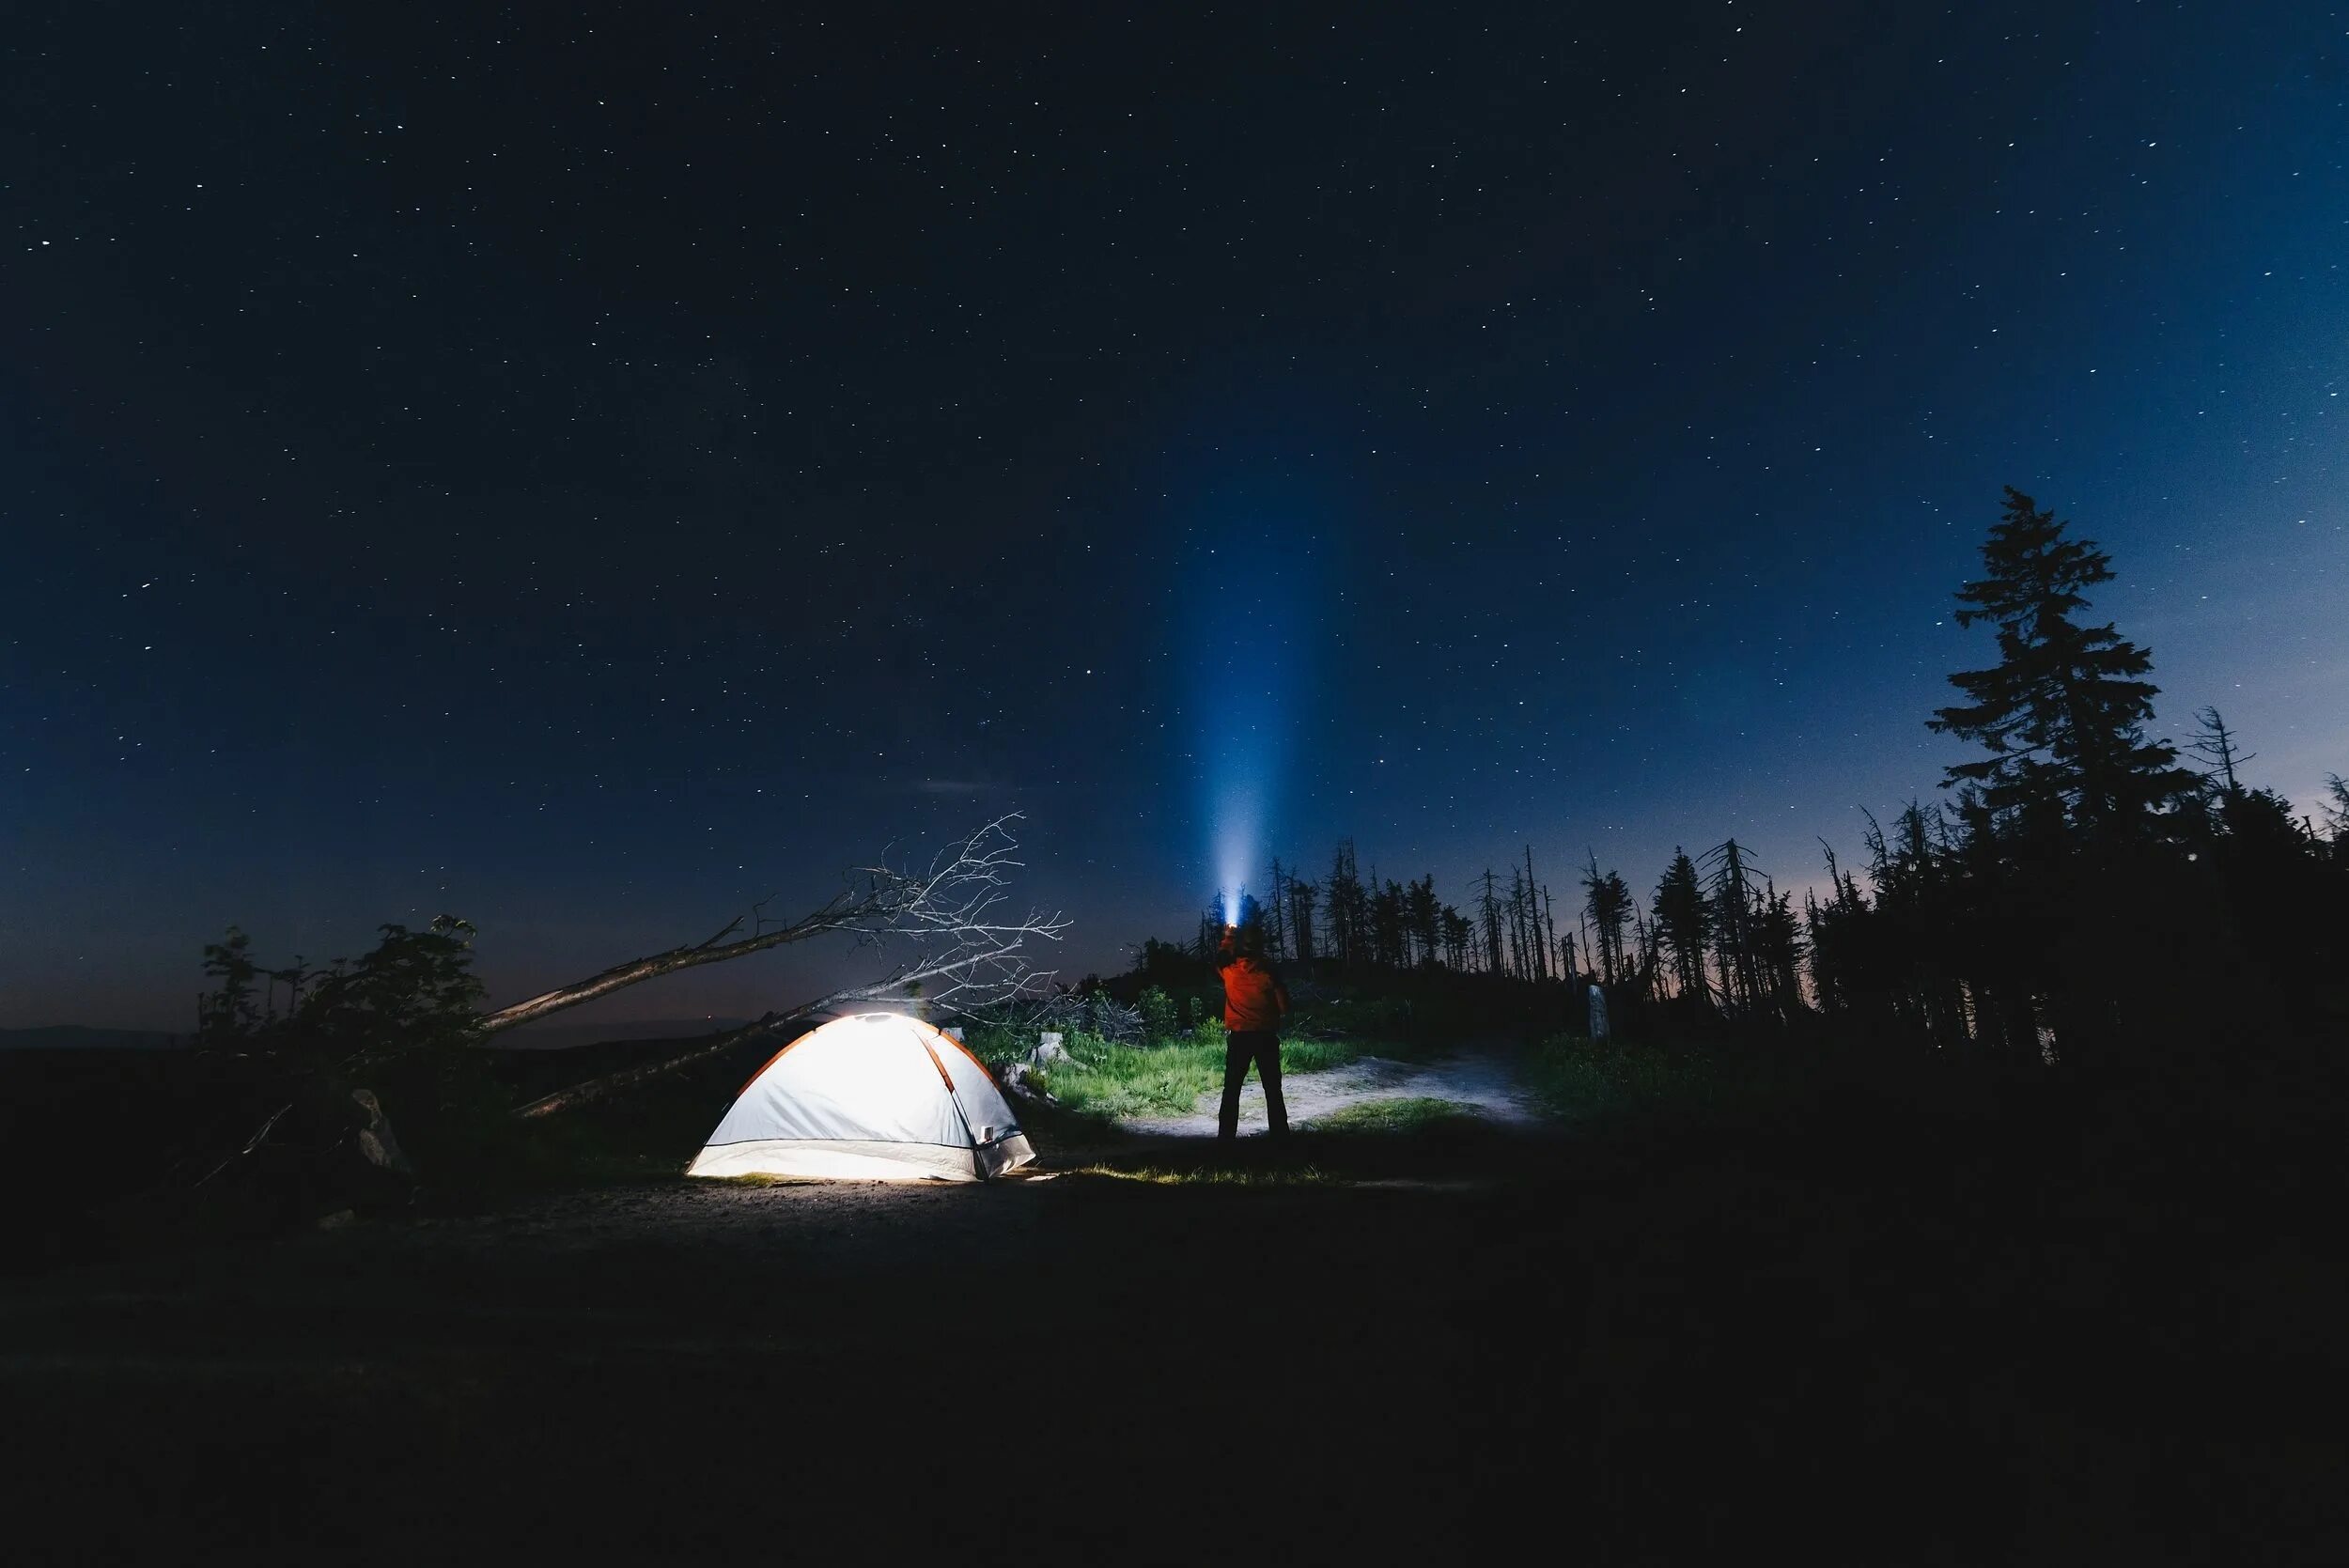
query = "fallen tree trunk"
(479, 815, 1061, 1037)
(486, 816, 1064, 1119)
(509, 1012, 795, 1120)
(506, 935, 1049, 1121)
(480, 898, 870, 1035)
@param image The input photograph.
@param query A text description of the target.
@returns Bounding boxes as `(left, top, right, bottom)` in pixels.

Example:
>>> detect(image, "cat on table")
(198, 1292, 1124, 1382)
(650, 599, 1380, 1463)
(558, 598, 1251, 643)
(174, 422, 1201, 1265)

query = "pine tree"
(1323, 842, 1366, 966)
(197, 926, 264, 1040)
(1371, 877, 1408, 970)
(1440, 906, 1473, 970)
(1286, 875, 1317, 964)
(1235, 890, 1267, 949)
(1929, 487, 2194, 839)
(1581, 852, 1632, 986)
(1703, 839, 1765, 1016)
(1405, 876, 1441, 968)
(1651, 848, 1711, 1004)
(1755, 880, 1804, 1017)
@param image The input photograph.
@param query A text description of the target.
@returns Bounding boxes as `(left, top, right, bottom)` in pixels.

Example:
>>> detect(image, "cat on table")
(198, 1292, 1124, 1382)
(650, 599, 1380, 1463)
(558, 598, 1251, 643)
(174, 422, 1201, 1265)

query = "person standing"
(1216, 924, 1292, 1142)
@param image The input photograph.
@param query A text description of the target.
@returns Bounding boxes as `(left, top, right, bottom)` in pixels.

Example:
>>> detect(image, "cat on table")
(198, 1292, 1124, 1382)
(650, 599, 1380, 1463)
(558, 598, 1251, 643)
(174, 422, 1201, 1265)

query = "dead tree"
(2188, 706, 2254, 798)
(499, 815, 1067, 1117)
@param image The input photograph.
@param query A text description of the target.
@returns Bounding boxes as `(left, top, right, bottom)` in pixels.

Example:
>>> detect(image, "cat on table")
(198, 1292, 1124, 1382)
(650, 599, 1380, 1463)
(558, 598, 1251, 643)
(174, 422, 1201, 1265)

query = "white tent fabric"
(686, 1013, 1036, 1182)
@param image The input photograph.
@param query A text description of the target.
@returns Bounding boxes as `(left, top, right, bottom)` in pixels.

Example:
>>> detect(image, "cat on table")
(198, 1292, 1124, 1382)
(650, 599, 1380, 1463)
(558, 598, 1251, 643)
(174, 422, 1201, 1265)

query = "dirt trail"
(1120, 1038, 1544, 1137)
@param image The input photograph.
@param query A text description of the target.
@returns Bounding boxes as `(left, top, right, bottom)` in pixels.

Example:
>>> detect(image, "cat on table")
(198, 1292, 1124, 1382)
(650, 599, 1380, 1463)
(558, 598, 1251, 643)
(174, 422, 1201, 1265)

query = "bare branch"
(509, 1012, 797, 1120)
(191, 1100, 294, 1188)
(494, 816, 1067, 1116)
(480, 815, 1066, 1035)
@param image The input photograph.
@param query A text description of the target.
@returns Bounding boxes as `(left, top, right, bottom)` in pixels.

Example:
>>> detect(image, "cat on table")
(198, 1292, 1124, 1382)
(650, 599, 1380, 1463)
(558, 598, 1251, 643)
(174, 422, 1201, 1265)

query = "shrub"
(1137, 986, 1180, 1046)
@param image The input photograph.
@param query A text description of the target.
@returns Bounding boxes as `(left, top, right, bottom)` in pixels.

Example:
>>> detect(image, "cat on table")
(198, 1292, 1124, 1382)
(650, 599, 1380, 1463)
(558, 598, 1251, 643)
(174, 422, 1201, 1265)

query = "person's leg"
(1259, 1035, 1288, 1139)
(1217, 1029, 1251, 1141)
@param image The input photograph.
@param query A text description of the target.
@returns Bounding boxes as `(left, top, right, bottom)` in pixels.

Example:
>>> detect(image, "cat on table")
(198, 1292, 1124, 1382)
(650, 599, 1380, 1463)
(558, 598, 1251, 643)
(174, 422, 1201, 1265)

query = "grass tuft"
(963, 1023, 1390, 1120)
(1307, 1095, 1487, 1135)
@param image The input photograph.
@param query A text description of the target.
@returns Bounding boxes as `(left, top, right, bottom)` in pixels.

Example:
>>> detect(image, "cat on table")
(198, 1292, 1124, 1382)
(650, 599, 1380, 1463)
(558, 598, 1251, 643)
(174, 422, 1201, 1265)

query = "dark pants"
(1218, 1030, 1288, 1141)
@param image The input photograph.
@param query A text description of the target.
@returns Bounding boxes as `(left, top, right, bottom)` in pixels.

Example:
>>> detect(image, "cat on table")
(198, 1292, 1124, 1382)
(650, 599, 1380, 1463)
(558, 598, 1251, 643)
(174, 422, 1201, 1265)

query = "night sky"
(6, 3, 2345, 1031)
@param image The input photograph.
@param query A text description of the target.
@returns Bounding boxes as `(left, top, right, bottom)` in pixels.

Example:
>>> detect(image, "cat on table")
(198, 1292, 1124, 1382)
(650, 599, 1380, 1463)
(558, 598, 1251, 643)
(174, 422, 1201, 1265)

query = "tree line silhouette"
(1143, 488, 2349, 1072)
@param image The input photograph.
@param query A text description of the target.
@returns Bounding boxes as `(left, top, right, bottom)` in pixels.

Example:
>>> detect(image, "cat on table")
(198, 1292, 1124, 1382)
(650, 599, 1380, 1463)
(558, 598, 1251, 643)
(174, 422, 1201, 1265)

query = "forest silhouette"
(23, 482, 2343, 1224)
(1139, 487, 2347, 1084)
(9, 486, 2346, 1564)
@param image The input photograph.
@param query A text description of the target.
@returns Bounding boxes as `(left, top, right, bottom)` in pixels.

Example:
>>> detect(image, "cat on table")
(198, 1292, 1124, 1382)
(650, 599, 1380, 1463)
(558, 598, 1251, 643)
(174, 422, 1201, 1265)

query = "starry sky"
(6, 2, 2346, 1031)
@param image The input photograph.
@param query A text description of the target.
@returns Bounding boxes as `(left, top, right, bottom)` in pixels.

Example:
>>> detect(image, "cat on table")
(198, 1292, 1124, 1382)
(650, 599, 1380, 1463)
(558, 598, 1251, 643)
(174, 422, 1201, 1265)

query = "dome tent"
(687, 1013, 1035, 1182)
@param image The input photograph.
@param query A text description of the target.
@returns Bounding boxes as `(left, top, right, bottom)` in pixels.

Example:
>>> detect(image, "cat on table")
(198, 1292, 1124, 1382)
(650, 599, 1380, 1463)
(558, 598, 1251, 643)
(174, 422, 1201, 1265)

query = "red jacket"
(1218, 955, 1290, 1033)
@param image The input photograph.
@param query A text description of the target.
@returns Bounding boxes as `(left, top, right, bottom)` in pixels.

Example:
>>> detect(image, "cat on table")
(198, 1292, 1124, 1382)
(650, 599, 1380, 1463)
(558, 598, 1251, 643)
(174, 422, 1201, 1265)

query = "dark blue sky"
(6, 2, 2344, 1029)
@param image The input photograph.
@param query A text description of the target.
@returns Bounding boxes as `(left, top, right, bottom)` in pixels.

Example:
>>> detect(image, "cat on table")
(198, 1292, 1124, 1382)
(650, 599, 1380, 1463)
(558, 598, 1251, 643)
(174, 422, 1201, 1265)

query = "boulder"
(1030, 1032, 1073, 1066)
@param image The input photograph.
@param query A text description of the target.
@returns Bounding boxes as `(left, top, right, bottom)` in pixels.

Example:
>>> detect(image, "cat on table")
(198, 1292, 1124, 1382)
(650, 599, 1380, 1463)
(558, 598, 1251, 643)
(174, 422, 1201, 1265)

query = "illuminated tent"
(686, 1013, 1036, 1182)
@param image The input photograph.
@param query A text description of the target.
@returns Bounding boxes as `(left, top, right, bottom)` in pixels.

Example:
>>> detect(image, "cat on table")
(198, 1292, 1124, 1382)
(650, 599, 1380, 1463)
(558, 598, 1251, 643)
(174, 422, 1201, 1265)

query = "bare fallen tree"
(956, 986, 1143, 1047)
(498, 815, 1068, 1118)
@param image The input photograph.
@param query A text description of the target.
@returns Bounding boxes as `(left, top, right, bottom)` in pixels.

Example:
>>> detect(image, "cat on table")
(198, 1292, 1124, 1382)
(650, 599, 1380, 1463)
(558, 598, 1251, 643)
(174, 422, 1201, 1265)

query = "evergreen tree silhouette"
(1405, 876, 1441, 968)
(1285, 875, 1317, 964)
(1651, 848, 1711, 1005)
(1323, 841, 1366, 966)
(1929, 487, 2194, 840)
(1581, 852, 1632, 986)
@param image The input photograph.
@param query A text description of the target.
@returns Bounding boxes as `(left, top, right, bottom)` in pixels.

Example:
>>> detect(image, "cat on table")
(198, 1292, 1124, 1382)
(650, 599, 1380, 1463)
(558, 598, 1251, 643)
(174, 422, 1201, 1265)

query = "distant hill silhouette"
(1, 1018, 753, 1052)
(0, 1025, 184, 1050)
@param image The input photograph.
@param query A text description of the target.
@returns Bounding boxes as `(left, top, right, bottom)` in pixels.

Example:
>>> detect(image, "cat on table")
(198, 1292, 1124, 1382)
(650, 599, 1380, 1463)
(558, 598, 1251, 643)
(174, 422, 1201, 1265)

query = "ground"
(1119, 1036, 1540, 1136)
(5, 1042, 2345, 1562)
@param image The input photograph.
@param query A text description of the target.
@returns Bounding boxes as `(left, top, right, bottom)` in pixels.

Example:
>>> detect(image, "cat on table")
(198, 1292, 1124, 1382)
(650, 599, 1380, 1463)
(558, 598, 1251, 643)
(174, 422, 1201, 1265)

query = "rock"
(1001, 1062, 1056, 1105)
(349, 1088, 412, 1174)
(316, 1209, 356, 1231)
(1031, 1032, 1072, 1066)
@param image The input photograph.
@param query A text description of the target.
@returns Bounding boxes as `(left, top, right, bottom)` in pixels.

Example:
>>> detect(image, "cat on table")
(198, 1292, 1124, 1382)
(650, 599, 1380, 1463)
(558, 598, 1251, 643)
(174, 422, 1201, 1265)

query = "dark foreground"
(6, 1086, 2346, 1564)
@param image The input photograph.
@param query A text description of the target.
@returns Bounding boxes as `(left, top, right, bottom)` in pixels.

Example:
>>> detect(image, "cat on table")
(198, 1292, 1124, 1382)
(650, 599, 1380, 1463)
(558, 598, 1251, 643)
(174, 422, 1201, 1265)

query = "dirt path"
(1121, 1038, 1545, 1136)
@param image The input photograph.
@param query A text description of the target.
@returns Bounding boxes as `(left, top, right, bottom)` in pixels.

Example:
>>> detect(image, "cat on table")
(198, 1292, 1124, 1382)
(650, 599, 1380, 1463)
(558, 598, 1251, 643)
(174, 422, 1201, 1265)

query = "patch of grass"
(1278, 1035, 1367, 1073)
(1284, 998, 1451, 1063)
(1030, 1027, 1224, 1118)
(1308, 1096, 1487, 1135)
(966, 1024, 1375, 1121)
(1527, 1033, 1777, 1123)
(1286, 995, 1410, 1041)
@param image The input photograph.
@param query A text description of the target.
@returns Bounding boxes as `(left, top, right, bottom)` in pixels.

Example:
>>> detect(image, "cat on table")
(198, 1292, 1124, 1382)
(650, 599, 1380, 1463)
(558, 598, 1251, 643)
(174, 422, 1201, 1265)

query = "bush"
(961, 1022, 1034, 1073)
(1137, 986, 1180, 1046)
